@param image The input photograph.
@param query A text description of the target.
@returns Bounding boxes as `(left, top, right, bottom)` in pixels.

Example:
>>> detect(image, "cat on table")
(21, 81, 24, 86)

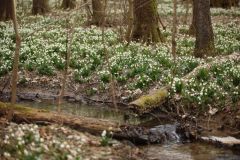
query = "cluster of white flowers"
(1, 123, 92, 159)
(173, 59, 240, 107)
(0, 9, 239, 105)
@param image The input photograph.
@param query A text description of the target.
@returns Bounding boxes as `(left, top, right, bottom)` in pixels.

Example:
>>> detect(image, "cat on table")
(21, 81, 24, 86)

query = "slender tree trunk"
(131, 0, 163, 43)
(194, 0, 215, 58)
(184, 0, 190, 25)
(92, 0, 105, 26)
(172, 0, 177, 60)
(58, 21, 74, 107)
(189, 0, 196, 35)
(61, 0, 76, 9)
(100, 1, 117, 109)
(32, 0, 50, 15)
(0, 0, 13, 21)
(11, 0, 21, 105)
(125, 0, 134, 42)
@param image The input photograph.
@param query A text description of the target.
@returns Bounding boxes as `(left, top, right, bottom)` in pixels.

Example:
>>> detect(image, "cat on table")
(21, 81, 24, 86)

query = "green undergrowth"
(0, 6, 239, 110)
(172, 59, 240, 108)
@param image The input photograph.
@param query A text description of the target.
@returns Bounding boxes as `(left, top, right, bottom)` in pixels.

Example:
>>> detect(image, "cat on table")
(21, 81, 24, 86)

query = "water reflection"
(144, 142, 240, 160)
(20, 101, 141, 124)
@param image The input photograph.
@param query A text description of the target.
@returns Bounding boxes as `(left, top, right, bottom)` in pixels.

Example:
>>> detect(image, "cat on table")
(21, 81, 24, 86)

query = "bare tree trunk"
(32, 0, 50, 15)
(61, 0, 76, 9)
(11, 0, 21, 105)
(172, 0, 177, 60)
(194, 0, 215, 58)
(184, 0, 190, 25)
(131, 0, 163, 43)
(92, 0, 105, 26)
(58, 21, 74, 107)
(125, 0, 133, 42)
(0, 0, 13, 21)
(100, 0, 117, 109)
(189, 0, 196, 35)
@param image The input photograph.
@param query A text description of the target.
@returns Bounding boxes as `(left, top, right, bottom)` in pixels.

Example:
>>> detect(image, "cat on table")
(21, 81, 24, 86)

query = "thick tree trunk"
(131, 0, 162, 43)
(92, 0, 105, 26)
(32, 0, 50, 15)
(194, 0, 215, 58)
(0, 0, 13, 21)
(61, 0, 76, 9)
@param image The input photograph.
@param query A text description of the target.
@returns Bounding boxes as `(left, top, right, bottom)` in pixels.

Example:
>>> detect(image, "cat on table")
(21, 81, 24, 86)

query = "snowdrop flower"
(3, 152, 11, 157)
(60, 143, 65, 149)
(23, 149, 29, 155)
(101, 130, 107, 137)
(67, 154, 74, 160)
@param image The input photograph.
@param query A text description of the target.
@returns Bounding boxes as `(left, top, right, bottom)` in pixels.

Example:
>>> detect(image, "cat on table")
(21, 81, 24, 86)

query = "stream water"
(143, 142, 240, 160)
(21, 101, 240, 160)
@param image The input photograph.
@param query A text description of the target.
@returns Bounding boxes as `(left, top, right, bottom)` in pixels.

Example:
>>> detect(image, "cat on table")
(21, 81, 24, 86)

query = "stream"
(21, 101, 240, 160)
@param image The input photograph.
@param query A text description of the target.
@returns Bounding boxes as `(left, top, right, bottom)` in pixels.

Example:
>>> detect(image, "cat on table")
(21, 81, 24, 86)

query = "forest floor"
(0, 117, 144, 160)
(0, 0, 240, 159)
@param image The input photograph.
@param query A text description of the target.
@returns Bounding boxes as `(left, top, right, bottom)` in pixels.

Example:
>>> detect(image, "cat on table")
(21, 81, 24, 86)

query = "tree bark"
(61, 0, 76, 9)
(58, 22, 74, 107)
(172, 0, 177, 59)
(0, 0, 13, 21)
(10, 0, 21, 105)
(125, 0, 134, 42)
(92, 0, 106, 26)
(189, 0, 196, 35)
(184, 0, 190, 25)
(194, 0, 215, 58)
(131, 0, 163, 43)
(32, 0, 50, 15)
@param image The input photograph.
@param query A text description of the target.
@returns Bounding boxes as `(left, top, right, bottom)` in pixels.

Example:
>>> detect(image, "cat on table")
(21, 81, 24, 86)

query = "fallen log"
(129, 87, 169, 115)
(0, 101, 120, 134)
(0, 102, 179, 145)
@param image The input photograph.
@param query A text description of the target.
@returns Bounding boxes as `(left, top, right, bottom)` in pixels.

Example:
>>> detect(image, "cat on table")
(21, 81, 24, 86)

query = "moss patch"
(0, 102, 49, 116)
(129, 88, 168, 114)
(0, 102, 7, 109)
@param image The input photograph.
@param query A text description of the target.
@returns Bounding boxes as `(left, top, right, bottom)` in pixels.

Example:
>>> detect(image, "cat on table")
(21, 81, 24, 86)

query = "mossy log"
(0, 102, 170, 144)
(0, 102, 120, 134)
(129, 87, 169, 114)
